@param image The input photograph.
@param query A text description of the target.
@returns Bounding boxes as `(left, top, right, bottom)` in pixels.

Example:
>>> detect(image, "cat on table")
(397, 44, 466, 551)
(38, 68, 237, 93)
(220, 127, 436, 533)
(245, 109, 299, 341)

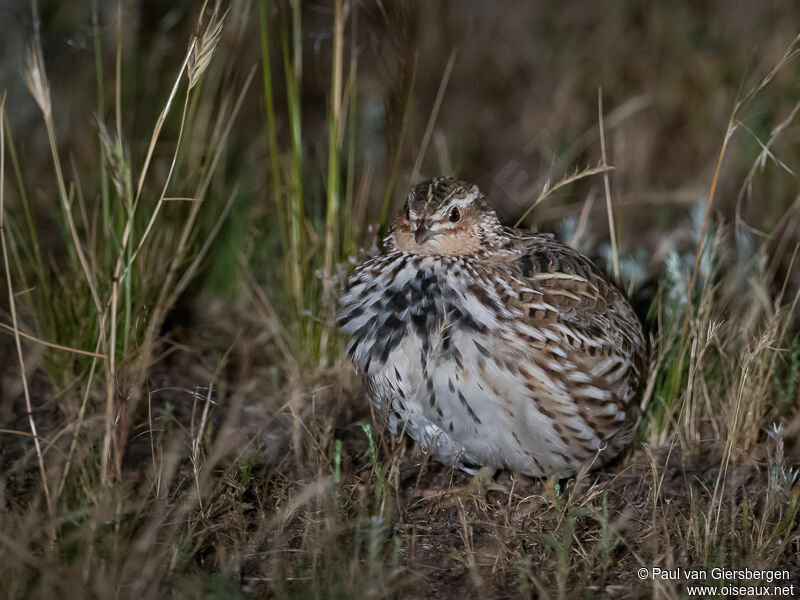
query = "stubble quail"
(336, 177, 647, 479)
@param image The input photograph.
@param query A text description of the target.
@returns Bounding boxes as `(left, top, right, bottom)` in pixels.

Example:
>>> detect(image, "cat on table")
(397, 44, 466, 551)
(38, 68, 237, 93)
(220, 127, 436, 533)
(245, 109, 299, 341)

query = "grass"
(1, 1, 799, 598)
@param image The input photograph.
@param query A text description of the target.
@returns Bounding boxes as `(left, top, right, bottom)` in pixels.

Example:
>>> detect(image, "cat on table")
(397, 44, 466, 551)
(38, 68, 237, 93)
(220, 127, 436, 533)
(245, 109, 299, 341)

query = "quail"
(337, 177, 647, 479)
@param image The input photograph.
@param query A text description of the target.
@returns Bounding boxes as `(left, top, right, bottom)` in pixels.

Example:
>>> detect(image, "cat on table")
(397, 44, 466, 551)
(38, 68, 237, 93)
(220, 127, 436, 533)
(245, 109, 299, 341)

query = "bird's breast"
(337, 253, 515, 373)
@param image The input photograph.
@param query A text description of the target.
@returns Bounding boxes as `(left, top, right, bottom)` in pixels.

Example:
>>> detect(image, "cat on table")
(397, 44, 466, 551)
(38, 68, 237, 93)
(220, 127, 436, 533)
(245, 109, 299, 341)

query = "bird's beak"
(414, 222, 437, 244)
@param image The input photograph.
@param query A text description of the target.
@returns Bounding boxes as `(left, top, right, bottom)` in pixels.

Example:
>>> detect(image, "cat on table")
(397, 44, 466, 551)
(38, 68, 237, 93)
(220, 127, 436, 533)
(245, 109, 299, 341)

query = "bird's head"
(391, 177, 504, 256)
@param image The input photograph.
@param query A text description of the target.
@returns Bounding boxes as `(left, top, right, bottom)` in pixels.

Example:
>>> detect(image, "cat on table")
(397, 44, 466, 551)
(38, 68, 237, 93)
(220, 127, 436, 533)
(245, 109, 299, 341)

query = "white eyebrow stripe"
(446, 189, 480, 210)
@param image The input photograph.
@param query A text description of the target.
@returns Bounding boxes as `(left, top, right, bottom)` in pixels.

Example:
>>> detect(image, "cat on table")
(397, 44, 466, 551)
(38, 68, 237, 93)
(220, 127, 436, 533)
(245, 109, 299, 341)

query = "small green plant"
(258, 0, 354, 364)
(360, 422, 390, 509)
(532, 503, 587, 596)
(599, 490, 621, 572)
(256, 0, 416, 365)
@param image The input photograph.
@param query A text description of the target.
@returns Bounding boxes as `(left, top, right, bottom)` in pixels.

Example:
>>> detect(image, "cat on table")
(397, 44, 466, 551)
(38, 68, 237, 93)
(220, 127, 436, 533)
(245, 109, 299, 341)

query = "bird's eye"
(449, 207, 460, 222)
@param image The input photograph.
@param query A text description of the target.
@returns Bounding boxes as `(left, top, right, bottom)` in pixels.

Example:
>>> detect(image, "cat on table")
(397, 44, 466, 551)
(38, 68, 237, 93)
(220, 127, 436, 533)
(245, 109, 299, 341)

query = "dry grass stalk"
(25, 44, 102, 314)
(0, 322, 106, 358)
(686, 33, 800, 325)
(188, 5, 227, 90)
(598, 87, 620, 284)
(411, 48, 458, 181)
(56, 337, 102, 499)
(23, 44, 50, 120)
(163, 66, 256, 311)
(513, 164, 614, 228)
(0, 95, 53, 518)
(133, 38, 196, 204)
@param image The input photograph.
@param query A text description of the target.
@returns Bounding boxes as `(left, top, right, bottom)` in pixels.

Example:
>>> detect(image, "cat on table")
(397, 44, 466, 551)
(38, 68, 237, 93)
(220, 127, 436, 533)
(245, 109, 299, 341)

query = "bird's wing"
(503, 234, 647, 425)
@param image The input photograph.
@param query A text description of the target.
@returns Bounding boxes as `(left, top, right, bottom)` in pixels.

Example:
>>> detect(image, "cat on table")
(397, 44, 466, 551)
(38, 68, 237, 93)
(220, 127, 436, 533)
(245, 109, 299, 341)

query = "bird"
(336, 176, 647, 484)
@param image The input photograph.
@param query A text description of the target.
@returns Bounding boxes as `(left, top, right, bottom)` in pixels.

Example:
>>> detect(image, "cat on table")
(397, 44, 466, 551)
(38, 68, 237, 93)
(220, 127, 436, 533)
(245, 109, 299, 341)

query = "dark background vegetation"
(0, 1, 799, 598)
(4, 1, 800, 274)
